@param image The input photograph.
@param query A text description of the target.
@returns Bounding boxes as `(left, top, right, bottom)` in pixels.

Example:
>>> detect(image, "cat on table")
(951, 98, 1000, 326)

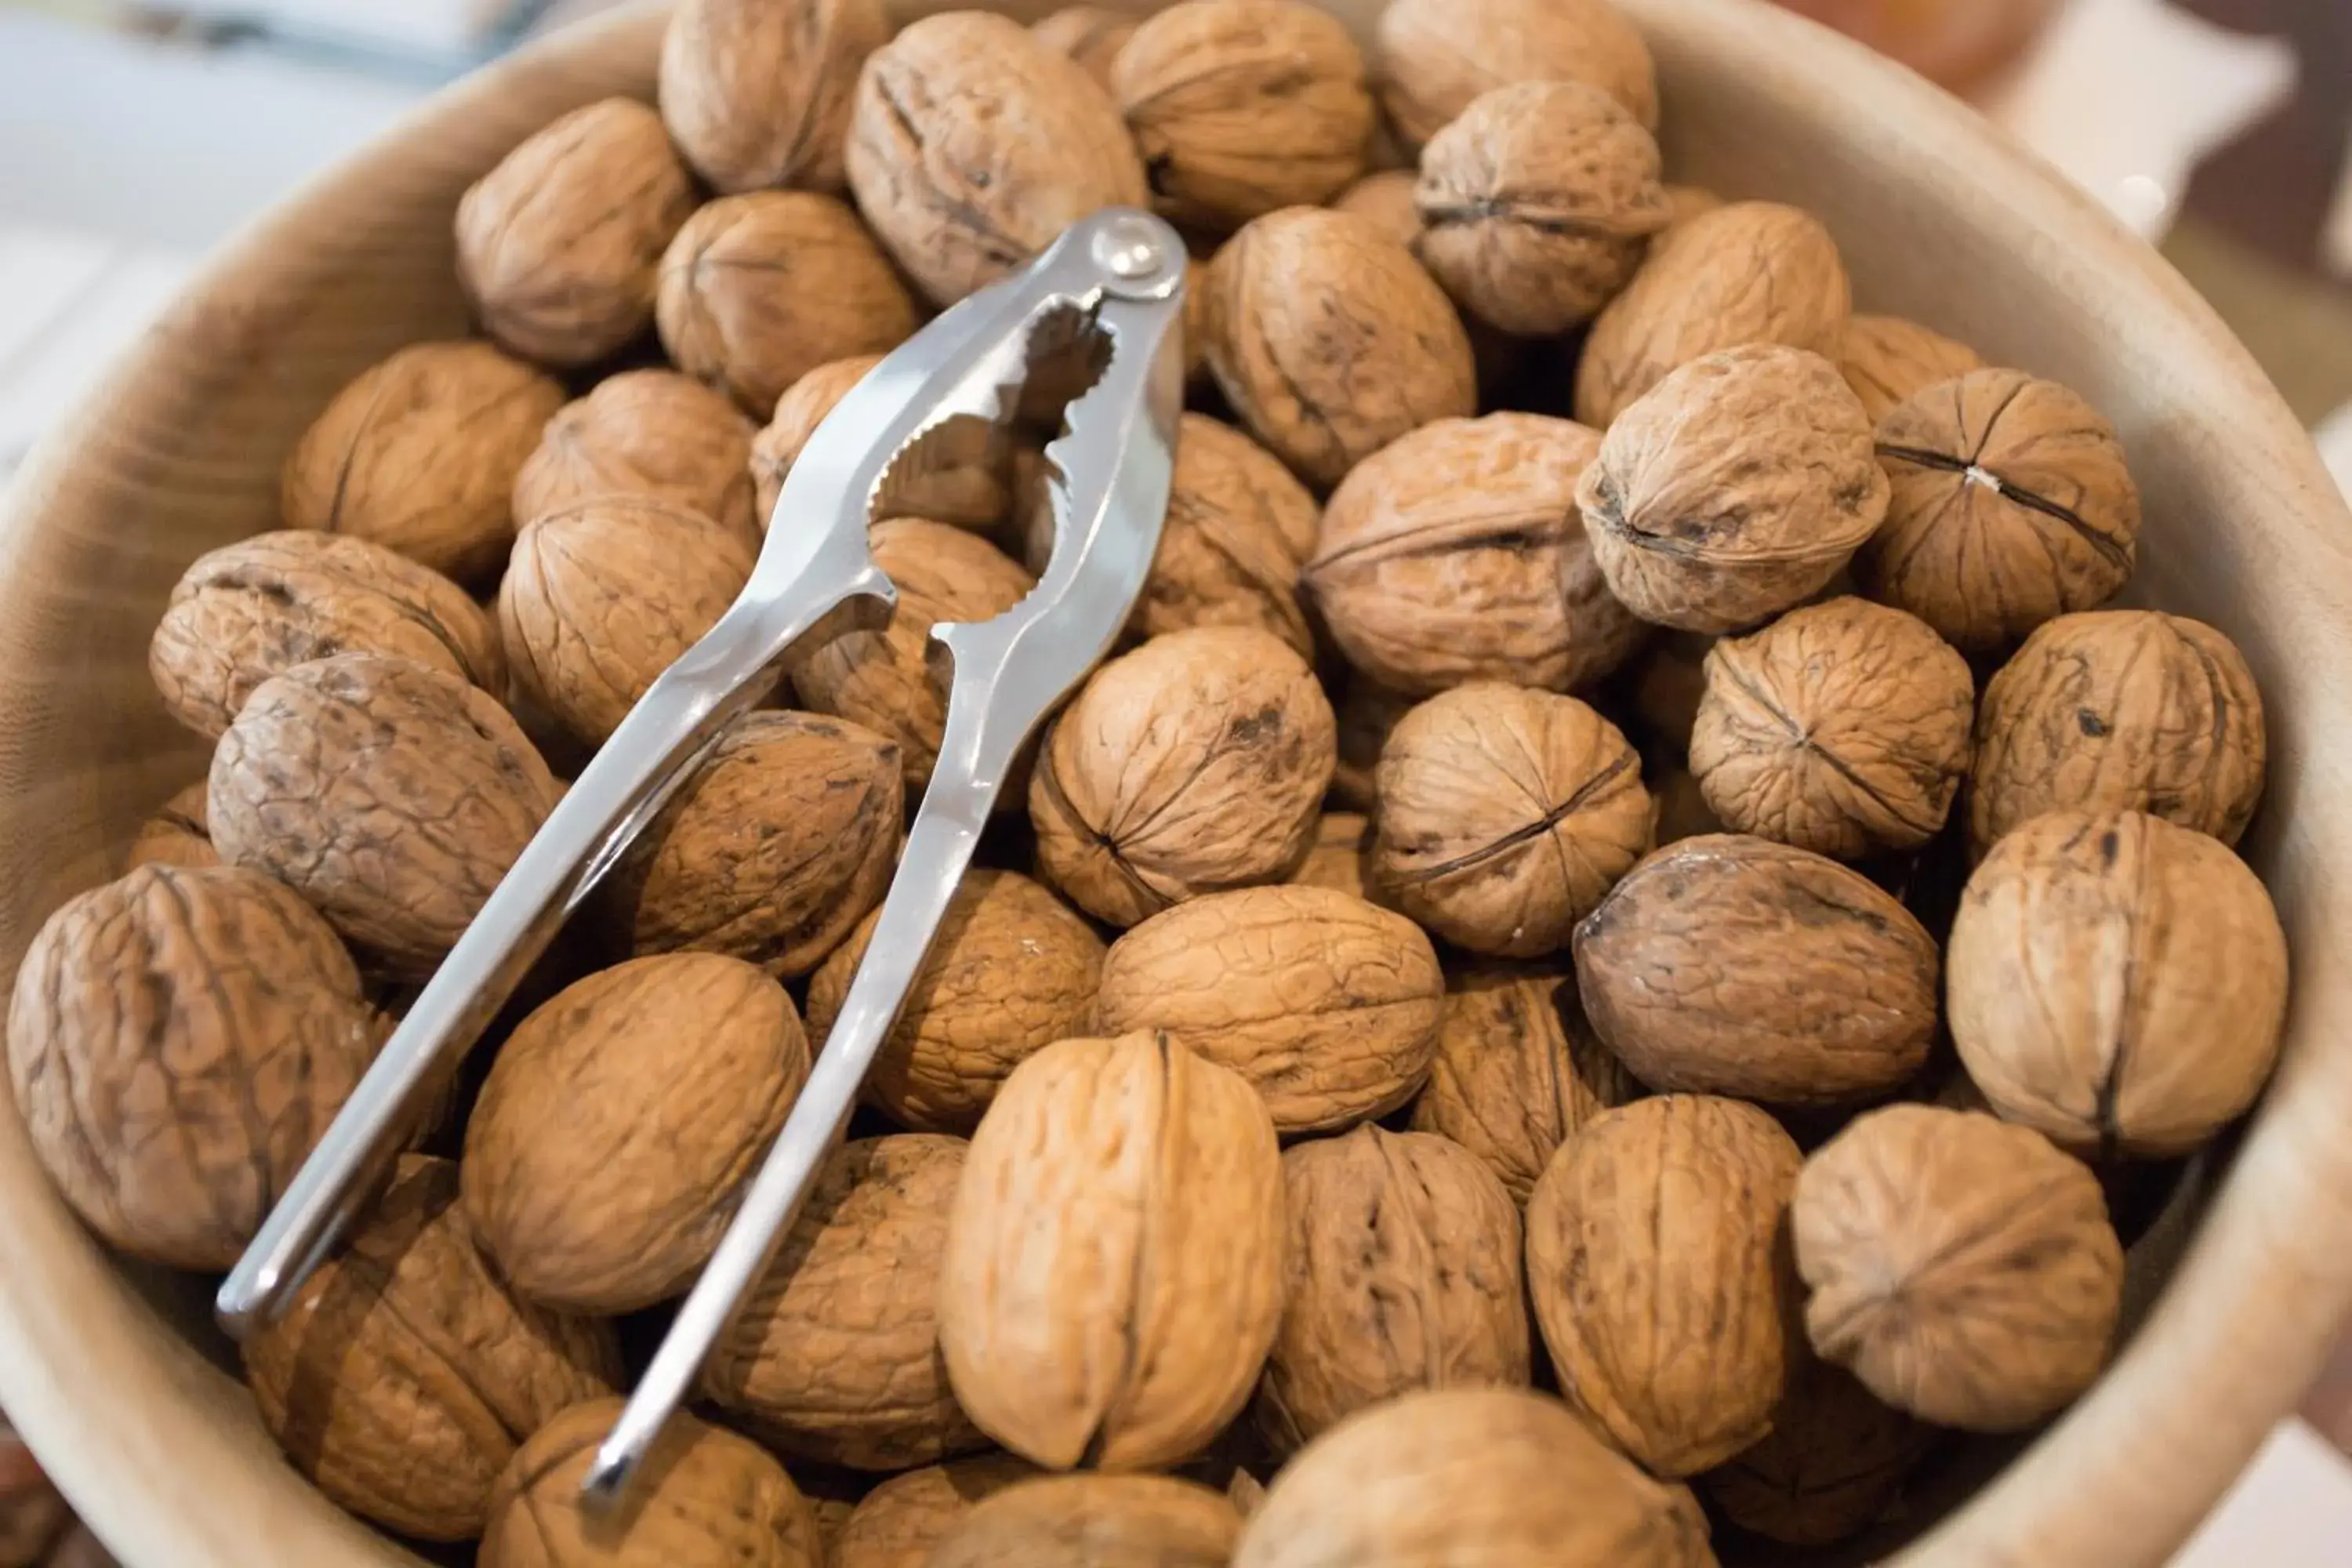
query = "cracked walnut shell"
(512, 368, 759, 546)
(1840, 313, 1984, 425)
(659, 0, 889, 193)
(1129, 414, 1319, 655)
(753, 355, 1010, 531)
(1375, 0, 1659, 146)
(833, 1455, 1039, 1568)
(930, 1474, 1243, 1568)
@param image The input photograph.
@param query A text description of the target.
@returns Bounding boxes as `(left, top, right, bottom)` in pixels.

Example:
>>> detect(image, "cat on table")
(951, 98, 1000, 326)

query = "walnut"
(1654, 183, 1724, 249)
(1578, 343, 1888, 633)
(208, 652, 559, 978)
(1033, 6, 1136, 87)
(1792, 1104, 2125, 1431)
(939, 1032, 1284, 1470)
(455, 98, 696, 368)
(1948, 809, 2288, 1157)
(1203, 207, 1476, 486)
(1575, 201, 1851, 429)
(807, 869, 1103, 1131)
(499, 497, 757, 746)
(1330, 169, 1418, 249)
(480, 1398, 822, 1568)
(702, 1135, 985, 1468)
(1374, 0, 1660, 146)
(659, 0, 889, 193)
(753, 355, 1011, 530)
(1414, 82, 1668, 336)
(1840, 313, 1984, 424)
(512, 369, 759, 546)
(1329, 676, 1414, 811)
(1526, 1095, 1805, 1476)
(5, 864, 383, 1269)
(794, 520, 1036, 792)
(929, 1475, 1243, 1568)
(1112, 0, 1373, 233)
(1700, 1358, 1929, 1548)
(461, 953, 811, 1312)
(832, 1455, 1038, 1568)
(241, 1156, 619, 1541)
(846, 11, 1149, 306)
(281, 340, 564, 585)
(1969, 609, 2267, 855)
(605, 710, 902, 978)
(1030, 626, 1335, 926)
(1305, 413, 1642, 697)
(1288, 811, 1373, 900)
(125, 780, 217, 873)
(1370, 684, 1651, 956)
(1093, 885, 1443, 1132)
(1408, 964, 1636, 1206)
(1622, 629, 1714, 756)
(1125, 414, 1319, 655)
(1690, 597, 1973, 858)
(1232, 1387, 1711, 1567)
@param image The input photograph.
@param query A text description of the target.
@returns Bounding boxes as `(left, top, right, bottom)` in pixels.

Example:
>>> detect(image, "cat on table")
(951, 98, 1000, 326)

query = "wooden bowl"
(1, 1, 2347, 1563)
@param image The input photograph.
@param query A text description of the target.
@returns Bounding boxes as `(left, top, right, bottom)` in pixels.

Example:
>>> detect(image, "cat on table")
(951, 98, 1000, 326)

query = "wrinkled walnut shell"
(1700, 1358, 1929, 1548)
(1288, 811, 1373, 900)
(832, 1454, 1040, 1568)
(1374, 0, 1659, 145)
(512, 368, 758, 546)
(658, 0, 890, 193)
(1330, 169, 1418, 250)
(753, 355, 1011, 531)
(1125, 414, 1319, 655)
(1840, 313, 1984, 425)
(125, 780, 217, 873)
(1329, 677, 1414, 812)
(1033, 6, 1136, 86)
(929, 1474, 1243, 1568)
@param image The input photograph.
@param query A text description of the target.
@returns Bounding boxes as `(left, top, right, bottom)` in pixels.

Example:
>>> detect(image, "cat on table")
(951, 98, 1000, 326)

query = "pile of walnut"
(3, 0, 2292, 1564)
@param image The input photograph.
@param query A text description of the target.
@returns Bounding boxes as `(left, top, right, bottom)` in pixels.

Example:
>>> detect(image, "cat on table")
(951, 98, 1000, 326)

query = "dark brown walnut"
(455, 98, 697, 369)
(1409, 964, 1636, 1205)
(1371, 684, 1652, 957)
(1857, 368, 2140, 652)
(1033, 5, 1137, 86)
(1575, 201, 1851, 429)
(808, 870, 1103, 1131)
(1700, 1358, 1930, 1548)
(846, 11, 1149, 306)
(1232, 1387, 1711, 1568)
(1624, 630, 1715, 756)
(795, 520, 1036, 791)
(931, 1475, 1241, 1568)
(1204, 206, 1476, 486)
(1331, 169, 1419, 249)
(1120, 414, 1319, 655)
(1840, 313, 1984, 425)
(5, 864, 383, 1270)
(1112, 0, 1374, 233)
(150, 529, 503, 743)
(1288, 811, 1374, 900)
(241, 1156, 619, 1541)
(125, 780, 218, 873)
(1306, 412, 1642, 696)
(1329, 676, 1414, 811)
(1030, 626, 1336, 926)
(0, 1439, 67, 1568)
(1374, 0, 1659, 145)
(659, 0, 889, 193)
(1650, 764, 1727, 846)
(1526, 1095, 1805, 1477)
(1793, 1104, 2125, 1431)
(833, 1455, 1039, 1568)
(1690, 597, 1974, 858)
(702, 1135, 985, 1469)
(1094, 885, 1443, 1132)
(1948, 809, 2288, 1158)
(606, 710, 902, 978)
(462, 953, 810, 1312)
(753, 354, 1010, 530)
(511, 368, 759, 546)
(208, 652, 560, 978)
(281, 339, 564, 585)
(1573, 834, 1937, 1107)
(480, 1398, 822, 1568)
(1578, 343, 1889, 633)
(1414, 81, 1669, 336)
(1969, 609, 2267, 854)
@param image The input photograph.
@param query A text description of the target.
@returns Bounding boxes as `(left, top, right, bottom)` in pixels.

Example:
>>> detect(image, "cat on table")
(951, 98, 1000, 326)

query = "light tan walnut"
(125, 780, 217, 873)
(1033, 6, 1136, 86)
(1374, 0, 1659, 145)
(753, 354, 1011, 530)
(512, 368, 759, 546)
(1655, 183, 1725, 249)
(1124, 414, 1319, 655)
(1700, 1358, 1929, 1548)
(659, 0, 889, 193)
(1840, 313, 1984, 424)
(832, 1455, 1039, 1568)
(929, 1475, 1243, 1568)
(1287, 811, 1373, 900)
(1330, 169, 1418, 249)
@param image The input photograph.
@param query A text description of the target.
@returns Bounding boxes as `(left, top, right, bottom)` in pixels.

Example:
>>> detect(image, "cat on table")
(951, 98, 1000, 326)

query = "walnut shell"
(1408, 964, 1636, 1206)
(512, 368, 759, 546)
(929, 1474, 1243, 1568)
(1792, 1104, 2125, 1431)
(939, 1032, 1284, 1470)
(1690, 597, 1974, 858)
(461, 953, 811, 1312)
(808, 869, 1104, 1131)
(846, 11, 1149, 306)
(833, 1455, 1039, 1568)
(1232, 1387, 1711, 1568)
(1093, 885, 1443, 1132)
(151, 529, 503, 742)
(1857, 368, 2140, 652)
(1204, 207, 1476, 486)
(1414, 82, 1668, 336)
(1374, 0, 1660, 145)
(1948, 809, 2288, 1157)
(1526, 1094, 1805, 1476)
(702, 1135, 985, 1468)
(1650, 764, 1728, 846)
(455, 99, 696, 368)
(481, 1398, 822, 1568)
(606, 710, 902, 978)
(1623, 629, 1715, 757)
(1330, 169, 1418, 249)
(1329, 676, 1414, 812)
(5, 864, 382, 1269)
(1030, 626, 1336, 926)
(1305, 412, 1642, 696)
(281, 340, 564, 585)
(125, 780, 217, 873)
(659, 0, 889, 193)
(241, 1156, 619, 1541)
(499, 497, 757, 746)
(1287, 811, 1373, 900)
(1370, 684, 1652, 956)
(1033, 6, 1137, 86)
(1574, 201, 1851, 429)
(208, 652, 559, 978)
(1840, 313, 1984, 425)
(753, 355, 1011, 530)
(1969, 610, 2267, 855)
(1577, 343, 1889, 633)
(1128, 414, 1319, 655)
(1700, 1358, 1929, 1548)
(1655, 183, 1725, 249)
